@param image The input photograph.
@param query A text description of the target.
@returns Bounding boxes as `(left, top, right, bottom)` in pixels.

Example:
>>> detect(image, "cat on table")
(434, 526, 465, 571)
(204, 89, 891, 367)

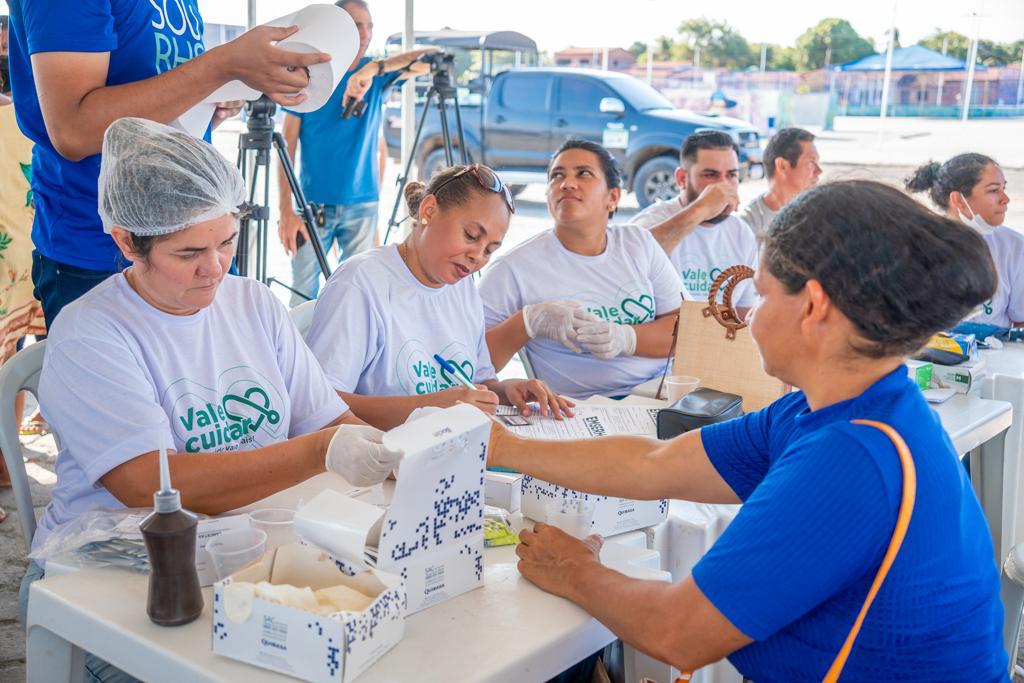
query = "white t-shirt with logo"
(970, 225, 1024, 327)
(479, 225, 684, 399)
(306, 245, 497, 398)
(34, 274, 347, 552)
(739, 193, 779, 237)
(629, 198, 759, 307)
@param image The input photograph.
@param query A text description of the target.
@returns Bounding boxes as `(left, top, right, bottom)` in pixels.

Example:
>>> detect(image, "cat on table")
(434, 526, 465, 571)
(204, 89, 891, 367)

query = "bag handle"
(823, 419, 917, 682)
(704, 265, 753, 340)
(671, 419, 916, 683)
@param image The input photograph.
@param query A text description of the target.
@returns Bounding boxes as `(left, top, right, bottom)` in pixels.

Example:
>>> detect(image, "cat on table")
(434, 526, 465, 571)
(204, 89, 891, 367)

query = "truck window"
(500, 75, 551, 112)
(558, 78, 612, 114)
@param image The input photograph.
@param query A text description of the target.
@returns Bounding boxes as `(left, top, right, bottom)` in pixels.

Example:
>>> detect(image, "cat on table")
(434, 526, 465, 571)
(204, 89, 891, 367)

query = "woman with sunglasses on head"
(906, 153, 1020, 327)
(480, 139, 685, 399)
(306, 164, 573, 430)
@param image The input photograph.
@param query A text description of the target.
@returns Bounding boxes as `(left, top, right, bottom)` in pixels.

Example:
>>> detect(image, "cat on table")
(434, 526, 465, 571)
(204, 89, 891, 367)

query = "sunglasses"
(430, 163, 516, 214)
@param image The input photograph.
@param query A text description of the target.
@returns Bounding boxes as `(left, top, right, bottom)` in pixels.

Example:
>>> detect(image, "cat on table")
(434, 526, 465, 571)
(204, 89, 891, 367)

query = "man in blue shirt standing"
(277, 0, 433, 305)
(7, 0, 332, 328)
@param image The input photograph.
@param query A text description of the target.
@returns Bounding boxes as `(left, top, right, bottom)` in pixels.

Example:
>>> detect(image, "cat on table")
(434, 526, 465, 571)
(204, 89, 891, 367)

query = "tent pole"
(877, 0, 898, 146)
(400, 0, 416, 183)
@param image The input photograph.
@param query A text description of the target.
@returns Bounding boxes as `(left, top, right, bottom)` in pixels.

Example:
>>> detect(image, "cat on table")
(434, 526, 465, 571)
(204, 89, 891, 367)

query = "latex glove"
(575, 321, 637, 359)
(522, 301, 598, 353)
(325, 425, 403, 486)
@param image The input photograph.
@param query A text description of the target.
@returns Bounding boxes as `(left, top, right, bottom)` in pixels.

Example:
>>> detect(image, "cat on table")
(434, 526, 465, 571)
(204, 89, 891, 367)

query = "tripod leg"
(437, 98, 454, 167)
(384, 87, 438, 244)
(272, 132, 331, 281)
(451, 95, 469, 164)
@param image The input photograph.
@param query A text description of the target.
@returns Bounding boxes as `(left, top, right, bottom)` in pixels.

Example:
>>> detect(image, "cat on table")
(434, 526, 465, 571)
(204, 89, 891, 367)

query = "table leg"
(969, 428, 1010, 566)
(27, 624, 85, 683)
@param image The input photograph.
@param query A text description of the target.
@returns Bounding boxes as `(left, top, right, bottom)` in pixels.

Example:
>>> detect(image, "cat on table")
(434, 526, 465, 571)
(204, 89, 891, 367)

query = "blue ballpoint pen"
(433, 354, 475, 389)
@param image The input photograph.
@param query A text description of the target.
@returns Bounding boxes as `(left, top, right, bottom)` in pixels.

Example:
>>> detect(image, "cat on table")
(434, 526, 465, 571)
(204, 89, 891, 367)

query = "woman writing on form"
(306, 164, 572, 430)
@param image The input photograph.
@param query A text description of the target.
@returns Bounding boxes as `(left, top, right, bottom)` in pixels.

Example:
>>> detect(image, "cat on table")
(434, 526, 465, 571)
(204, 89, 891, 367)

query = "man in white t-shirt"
(628, 130, 758, 307)
(740, 127, 821, 237)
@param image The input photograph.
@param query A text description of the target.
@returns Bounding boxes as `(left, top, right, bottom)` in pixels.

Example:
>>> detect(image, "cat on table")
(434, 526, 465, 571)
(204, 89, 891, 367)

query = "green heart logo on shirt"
(222, 387, 281, 433)
(439, 359, 475, 386)
(620, 294, 655, 323)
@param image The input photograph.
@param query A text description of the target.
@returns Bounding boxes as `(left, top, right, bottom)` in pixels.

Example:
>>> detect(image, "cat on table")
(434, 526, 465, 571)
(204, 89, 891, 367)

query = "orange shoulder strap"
(673, 419, 916, 683)
(823, 419, 917, 682)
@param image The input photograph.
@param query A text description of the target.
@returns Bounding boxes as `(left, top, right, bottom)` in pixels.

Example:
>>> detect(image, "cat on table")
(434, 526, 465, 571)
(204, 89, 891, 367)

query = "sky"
(2, 0, 1022, 56)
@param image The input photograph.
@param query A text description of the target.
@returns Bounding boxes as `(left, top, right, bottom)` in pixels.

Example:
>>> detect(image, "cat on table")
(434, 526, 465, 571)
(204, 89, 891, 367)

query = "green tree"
(677, 18, 754, 68)
(627, 41, 648, 59)
(795, 18, 874, 70)
(919, 30, 971, 60)
(652, 35, 676, 61)
(750, 43, 798, 70)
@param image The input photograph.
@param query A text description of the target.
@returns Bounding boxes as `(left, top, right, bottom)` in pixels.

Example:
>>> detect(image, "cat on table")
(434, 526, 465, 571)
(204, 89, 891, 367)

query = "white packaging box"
(212, 543, 405, 683)
(520, 476, 668, 536)
(296, 404, 490, 615)
(932, 358, 986, 394)
(484, 470, 522, 512)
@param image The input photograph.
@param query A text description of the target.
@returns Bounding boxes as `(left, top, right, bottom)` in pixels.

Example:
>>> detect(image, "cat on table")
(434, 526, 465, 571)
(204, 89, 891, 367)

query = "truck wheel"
(634, 156, 679, 209)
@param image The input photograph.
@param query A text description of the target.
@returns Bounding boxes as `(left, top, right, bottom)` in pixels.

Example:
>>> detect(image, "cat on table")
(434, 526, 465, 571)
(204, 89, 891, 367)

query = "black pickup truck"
(385, 67, 763, 208)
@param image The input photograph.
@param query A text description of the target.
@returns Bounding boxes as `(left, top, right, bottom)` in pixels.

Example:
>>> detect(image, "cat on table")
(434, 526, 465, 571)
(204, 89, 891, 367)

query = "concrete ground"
(1, 117, 1023, 680)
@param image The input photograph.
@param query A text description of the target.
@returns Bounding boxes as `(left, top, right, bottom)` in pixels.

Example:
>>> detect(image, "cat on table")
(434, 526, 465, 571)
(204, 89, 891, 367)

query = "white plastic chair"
(0, 341, 50, 550)
(289, 299, 317, 339)
(1002, 545, 1024, 676)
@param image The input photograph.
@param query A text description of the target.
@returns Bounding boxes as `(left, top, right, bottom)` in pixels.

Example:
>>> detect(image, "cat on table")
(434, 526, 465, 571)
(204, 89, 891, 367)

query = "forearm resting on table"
(490, 428, 739, 504)
(341, 391, 437, 431)
(632, 311, 678, 357)
(569, 564, 751, 672)
(486, 310, 530, 371)
(100, 428, 333, 515)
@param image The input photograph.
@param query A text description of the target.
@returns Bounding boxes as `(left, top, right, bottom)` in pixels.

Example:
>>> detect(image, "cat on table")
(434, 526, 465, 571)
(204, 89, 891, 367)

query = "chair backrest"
(1002, 545, 1024, 675)
(0, 341, 47, 550)
(289, 299, 318, 338)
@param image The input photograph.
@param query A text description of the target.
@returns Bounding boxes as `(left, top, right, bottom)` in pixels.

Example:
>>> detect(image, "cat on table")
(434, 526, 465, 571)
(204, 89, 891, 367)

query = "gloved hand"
(523, 301, 599, 353)
(575, 320, 637, 359)
(325, 424, 403, 486)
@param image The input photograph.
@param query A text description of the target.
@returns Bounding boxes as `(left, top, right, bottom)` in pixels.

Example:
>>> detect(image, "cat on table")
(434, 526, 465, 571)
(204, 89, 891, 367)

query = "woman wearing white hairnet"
(19, 120, 397, 650)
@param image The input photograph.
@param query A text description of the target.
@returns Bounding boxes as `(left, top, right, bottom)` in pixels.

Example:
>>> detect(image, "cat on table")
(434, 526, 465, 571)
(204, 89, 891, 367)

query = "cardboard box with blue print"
(520, 476, 669, 536)
(212, 542, 405, 683)
(295, 404, 489, 615)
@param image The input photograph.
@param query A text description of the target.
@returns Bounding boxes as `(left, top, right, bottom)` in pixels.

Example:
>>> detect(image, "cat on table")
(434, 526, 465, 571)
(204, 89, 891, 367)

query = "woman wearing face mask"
(306, 164, 572, 430)
(906, 154, 1018, 327)
(480, 139, 684, 399)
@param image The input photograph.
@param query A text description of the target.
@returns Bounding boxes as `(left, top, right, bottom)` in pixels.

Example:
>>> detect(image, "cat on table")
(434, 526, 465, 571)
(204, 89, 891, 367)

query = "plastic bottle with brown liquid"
(140, 442, 203, 626)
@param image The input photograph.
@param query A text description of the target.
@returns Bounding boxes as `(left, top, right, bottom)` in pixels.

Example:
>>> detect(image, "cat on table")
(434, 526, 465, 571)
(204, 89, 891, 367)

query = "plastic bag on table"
(29, 507, 208, 572)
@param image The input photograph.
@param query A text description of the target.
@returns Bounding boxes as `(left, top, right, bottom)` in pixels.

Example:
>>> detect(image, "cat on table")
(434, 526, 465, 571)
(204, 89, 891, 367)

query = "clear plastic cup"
(248, 508, 297, 551)
(664, 375, 700, 403)
(546, 499, 596, 538)
(206, 528, 267, 580)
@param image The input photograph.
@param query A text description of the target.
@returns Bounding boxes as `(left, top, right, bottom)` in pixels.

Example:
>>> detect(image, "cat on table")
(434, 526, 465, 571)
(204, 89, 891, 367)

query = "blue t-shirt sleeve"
(692, 424, 902, 641)
(23, 0, 117, 54)
(699, 405, 776, 501)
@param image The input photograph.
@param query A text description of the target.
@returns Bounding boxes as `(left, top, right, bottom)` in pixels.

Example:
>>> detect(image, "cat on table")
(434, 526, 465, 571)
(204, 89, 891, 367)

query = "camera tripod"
(382, 53, 468, 244)
(236, 96, 330, 299)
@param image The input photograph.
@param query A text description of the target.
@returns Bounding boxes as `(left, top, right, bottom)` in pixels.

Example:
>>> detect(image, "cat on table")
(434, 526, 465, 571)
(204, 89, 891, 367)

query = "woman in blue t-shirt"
(488, 180, 1009, 681)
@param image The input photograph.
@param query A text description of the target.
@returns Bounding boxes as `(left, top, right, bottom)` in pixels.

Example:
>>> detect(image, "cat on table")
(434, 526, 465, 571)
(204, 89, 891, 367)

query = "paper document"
(496, 404, 659, 440)
(170, 4, 359, 136)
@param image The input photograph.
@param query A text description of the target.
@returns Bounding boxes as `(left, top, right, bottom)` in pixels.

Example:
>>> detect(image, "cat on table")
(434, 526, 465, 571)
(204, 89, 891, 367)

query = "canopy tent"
(384, 29, 537, 54)
(839, 44, 985, 72)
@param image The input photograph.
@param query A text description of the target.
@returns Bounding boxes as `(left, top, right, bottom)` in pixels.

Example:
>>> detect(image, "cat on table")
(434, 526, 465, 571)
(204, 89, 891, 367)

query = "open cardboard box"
(212, 542, 405, 683)
(520, 476, 669, 536)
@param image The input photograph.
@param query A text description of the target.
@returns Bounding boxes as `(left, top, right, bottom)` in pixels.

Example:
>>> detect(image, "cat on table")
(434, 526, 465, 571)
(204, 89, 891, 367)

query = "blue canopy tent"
(837, 45, 986, 118)
(839, 44, 982, 73)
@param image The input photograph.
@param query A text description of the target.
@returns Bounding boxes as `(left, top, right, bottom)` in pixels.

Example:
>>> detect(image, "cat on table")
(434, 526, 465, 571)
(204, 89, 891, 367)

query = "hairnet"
(98, 118, 246, 236)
